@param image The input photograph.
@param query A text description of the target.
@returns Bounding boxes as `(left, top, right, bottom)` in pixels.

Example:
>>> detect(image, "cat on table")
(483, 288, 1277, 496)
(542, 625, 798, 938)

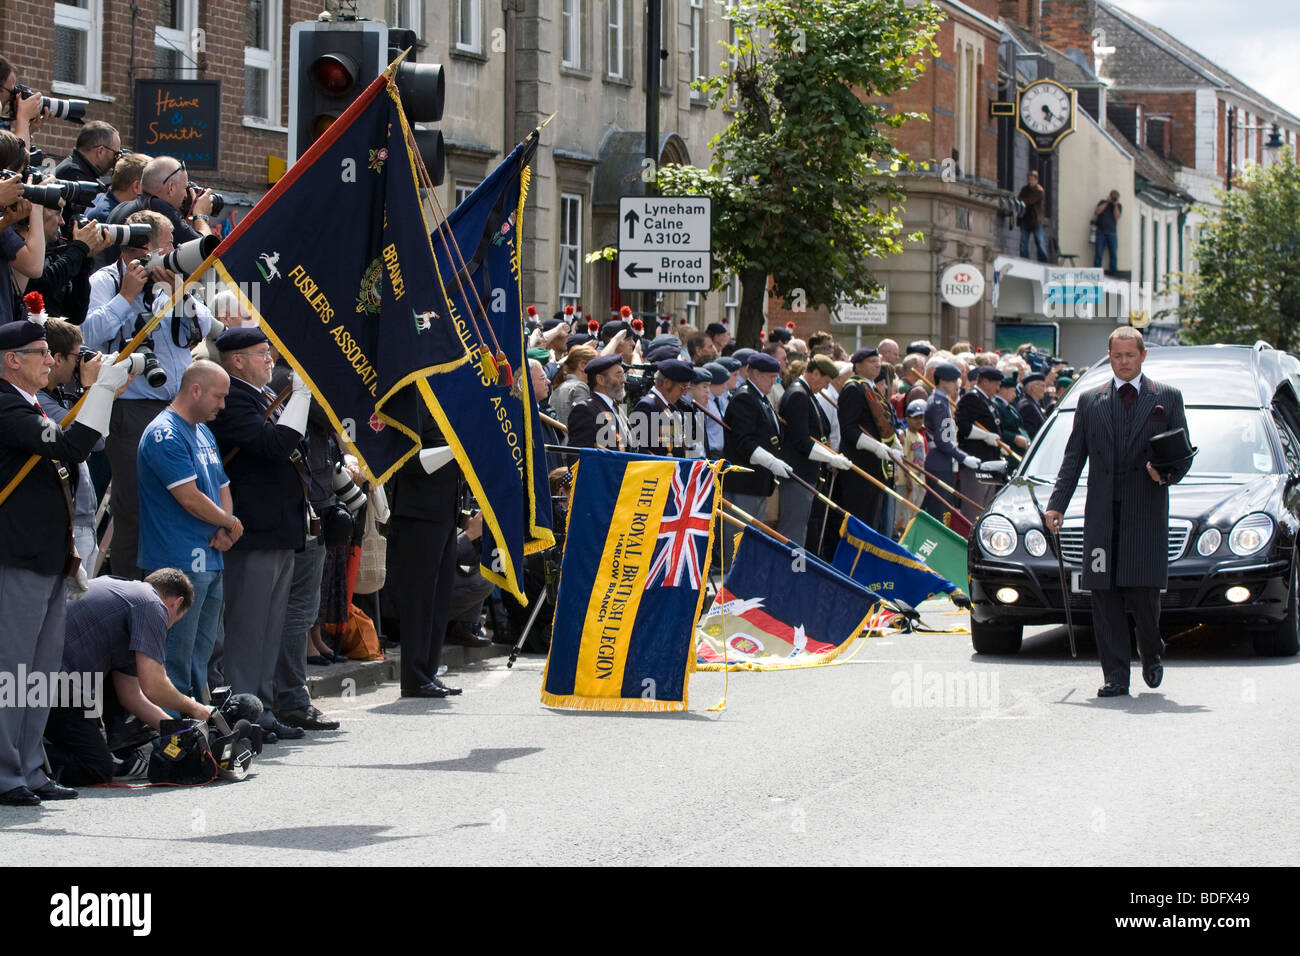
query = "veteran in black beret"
(838, 346, 900, 534)
(956, 365, 1010, 521)
(1015, 372, 1048, 439)
(778, 353, 852, 545)
(0, 321, 130, 804)
(626, 358, 693, 455)
(721, 351, 791, 558)
(923, 362, 974, 524)
(567, 354, 630, 451)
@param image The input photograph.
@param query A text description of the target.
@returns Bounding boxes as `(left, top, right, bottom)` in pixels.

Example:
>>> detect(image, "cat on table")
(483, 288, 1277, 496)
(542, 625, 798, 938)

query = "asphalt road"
(3, 608, 1296, 866)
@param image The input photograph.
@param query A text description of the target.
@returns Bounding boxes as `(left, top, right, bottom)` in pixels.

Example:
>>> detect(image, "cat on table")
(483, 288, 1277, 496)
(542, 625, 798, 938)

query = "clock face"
(1019, 83, 1072, 135)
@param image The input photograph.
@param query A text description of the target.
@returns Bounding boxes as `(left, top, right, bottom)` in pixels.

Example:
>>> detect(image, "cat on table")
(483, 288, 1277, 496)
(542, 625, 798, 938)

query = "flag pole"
(539, 412, 568, 434)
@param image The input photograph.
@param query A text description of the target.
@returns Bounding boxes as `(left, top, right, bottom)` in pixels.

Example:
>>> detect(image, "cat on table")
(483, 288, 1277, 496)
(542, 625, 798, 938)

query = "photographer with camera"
(0, 56, 44, 147)
(107, 155, 213, 248)
(53, 121, 123, 185)
(42, 569, 212, 789)
(83, 209, 214, 577)
(26, 203, 113, 325)
(0, 130, 47, 324)
(86, 152, 145, 224)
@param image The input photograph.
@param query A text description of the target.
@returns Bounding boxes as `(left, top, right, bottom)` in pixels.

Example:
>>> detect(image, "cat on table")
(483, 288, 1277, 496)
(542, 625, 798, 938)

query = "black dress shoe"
(1142, 657, 1163, 689)
(401, 682, 451, 699)
(445, 620, 491, 648)
(307, 655, 332, 666)
(0, 786, 40, 806)
(280, 706, 340, 731)
(1097, 683, 1129, 698)
(33, 782, 78, 801)
(265, 719, 305, 740)
(431, 676, 462, 696)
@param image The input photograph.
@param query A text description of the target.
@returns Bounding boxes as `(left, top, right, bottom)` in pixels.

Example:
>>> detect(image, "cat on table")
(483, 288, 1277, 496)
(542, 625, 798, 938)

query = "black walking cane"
(1020, 475, 1078, 659)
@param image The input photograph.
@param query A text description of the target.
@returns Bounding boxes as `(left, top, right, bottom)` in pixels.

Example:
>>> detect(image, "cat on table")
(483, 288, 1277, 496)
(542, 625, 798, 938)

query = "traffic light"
(288, 20, 445, 178)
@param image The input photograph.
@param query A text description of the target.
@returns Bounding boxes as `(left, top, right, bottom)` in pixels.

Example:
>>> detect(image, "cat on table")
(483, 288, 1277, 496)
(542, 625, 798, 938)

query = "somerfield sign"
(939, 263, 985, 308)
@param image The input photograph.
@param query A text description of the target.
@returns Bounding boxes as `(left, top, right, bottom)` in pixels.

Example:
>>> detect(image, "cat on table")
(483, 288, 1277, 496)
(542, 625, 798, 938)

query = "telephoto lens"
(332, 461, 367, 514)
(21, 182, 64, 208)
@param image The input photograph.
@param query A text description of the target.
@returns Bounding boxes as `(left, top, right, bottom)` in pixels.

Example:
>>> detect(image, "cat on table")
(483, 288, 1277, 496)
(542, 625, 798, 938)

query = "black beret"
(657, 359, 696, 383)
(731, 348, 757, 366)
(645, 343, 681, 364)
(600, 320, 636, 341)
(216, 326, 269, 352)
(0, 321, 45, 350)
(703, 361, 730, 385)
(768, 327, 793, 343)
(932, 362, 961, 383)
(565, 333, 594, 350)
(1022, 372, 1046, 385)
(691, 365, 713, 384)
(851, 347, 879, 364)
(584, 354, 622, 377)
(975, 366, 1004, 382)
(906, 343, 933, 356)
(540, 318, 562, 332)
(705, 322, 728, 337)
(747, 353, 781, 373)
(716, 356, 741, 373)
(649, 334, 682, 352)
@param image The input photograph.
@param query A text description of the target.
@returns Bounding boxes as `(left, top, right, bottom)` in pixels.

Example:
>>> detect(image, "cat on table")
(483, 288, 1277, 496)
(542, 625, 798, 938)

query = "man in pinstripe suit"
(1044, 328, 1192, 698)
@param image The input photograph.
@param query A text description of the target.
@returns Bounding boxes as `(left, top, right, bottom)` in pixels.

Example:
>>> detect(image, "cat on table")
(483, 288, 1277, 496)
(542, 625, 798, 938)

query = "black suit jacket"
(1015, 393, 1046, 439)
(956, 388, 1003, 463)
(567, 395, 624, 451)
(778, 378, 829, 484)
(208, 377, 307, 552)
(628, 390, 682, 456)
(0, 379, 99, 575)
(723, 380, 781, 497)
(389, 401, 462, 523)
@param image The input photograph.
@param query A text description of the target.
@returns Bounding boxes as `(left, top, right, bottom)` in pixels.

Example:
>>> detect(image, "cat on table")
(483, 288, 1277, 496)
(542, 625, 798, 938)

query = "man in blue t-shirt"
(137, 359, 241, 699)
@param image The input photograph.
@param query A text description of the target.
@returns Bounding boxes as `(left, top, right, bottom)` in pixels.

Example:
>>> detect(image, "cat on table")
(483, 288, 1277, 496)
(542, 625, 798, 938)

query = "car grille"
(1058, 518, 1193, 566)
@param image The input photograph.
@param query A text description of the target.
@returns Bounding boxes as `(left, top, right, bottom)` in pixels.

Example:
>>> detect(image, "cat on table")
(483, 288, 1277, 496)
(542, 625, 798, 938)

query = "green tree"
(654, 0, 942, 347)
(1180, 146, 1300, 350)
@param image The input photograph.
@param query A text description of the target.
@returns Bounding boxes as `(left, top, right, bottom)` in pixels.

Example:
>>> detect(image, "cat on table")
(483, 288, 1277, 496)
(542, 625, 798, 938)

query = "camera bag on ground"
(148, 718, 218, 785)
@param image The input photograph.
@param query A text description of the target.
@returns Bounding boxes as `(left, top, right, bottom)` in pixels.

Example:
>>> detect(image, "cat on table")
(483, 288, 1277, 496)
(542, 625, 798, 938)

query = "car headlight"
(1196, 528, 1221, 556)
(1024, 528, 1047, 557)
(978, 514, 1018, 557)
(1228, 513, 1273, 556)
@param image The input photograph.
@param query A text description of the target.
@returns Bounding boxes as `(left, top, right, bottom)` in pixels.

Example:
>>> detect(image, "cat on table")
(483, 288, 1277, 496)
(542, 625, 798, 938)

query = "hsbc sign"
(939, 263, 986, 308)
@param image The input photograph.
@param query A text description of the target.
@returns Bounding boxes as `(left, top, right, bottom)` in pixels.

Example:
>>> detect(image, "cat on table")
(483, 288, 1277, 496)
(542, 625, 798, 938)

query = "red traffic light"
(311, 53, 358, 95)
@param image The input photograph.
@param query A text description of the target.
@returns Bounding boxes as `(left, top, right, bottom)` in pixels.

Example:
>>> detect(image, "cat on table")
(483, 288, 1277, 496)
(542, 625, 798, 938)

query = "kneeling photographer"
(82, 209, 214, 577)
(42, 569, 212, 789)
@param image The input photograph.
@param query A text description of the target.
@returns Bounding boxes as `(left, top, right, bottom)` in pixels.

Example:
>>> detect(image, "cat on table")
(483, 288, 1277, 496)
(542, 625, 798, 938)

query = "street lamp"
(1226, 106, 1285, 190)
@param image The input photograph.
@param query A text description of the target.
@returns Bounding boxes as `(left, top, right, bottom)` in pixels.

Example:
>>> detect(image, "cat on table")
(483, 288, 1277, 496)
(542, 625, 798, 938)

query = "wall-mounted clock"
(1016, 79, 1076, 152)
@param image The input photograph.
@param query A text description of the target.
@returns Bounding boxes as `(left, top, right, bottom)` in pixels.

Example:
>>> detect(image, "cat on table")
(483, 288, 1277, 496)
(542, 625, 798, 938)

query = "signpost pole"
(643, 0, 661, 325)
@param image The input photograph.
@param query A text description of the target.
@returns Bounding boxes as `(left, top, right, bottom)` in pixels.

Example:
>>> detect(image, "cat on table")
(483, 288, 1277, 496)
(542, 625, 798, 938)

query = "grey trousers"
(777, 479, 814, 548)
(274, 537, 327, 713)
(105, 398, 169, 578)
(222, 548, 295, 727)
(0, 566, 64, 793)
(449, 567, 494, 626)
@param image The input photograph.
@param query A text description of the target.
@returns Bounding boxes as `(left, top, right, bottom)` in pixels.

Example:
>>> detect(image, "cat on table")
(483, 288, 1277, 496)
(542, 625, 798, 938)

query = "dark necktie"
(1119, 382, 1136, 412)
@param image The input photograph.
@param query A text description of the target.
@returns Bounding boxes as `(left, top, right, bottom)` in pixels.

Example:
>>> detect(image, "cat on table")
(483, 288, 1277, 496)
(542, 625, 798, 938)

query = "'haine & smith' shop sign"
(132, 79, 221, 171)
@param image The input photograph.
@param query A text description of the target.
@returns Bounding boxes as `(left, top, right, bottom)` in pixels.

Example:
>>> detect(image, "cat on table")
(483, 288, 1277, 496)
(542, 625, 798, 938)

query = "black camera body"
(8, 84, 88, 125)
(129, 314, 168, 389)
(182, 182, 226, 218)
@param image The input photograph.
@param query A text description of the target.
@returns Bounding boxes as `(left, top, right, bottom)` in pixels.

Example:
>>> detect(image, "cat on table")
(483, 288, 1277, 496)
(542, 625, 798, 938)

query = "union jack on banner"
(645, 460, 714, 590)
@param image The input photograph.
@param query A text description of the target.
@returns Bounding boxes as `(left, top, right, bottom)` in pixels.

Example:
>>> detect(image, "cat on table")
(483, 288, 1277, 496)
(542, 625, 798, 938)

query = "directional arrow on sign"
(624, 209, 639, 240)
(624, 260, 653, 278)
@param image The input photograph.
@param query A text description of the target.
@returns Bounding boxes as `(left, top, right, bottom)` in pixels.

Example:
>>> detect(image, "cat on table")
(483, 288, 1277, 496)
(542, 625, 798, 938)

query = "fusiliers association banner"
(697, 525, 881, 670)
(542, 450, 721, 712)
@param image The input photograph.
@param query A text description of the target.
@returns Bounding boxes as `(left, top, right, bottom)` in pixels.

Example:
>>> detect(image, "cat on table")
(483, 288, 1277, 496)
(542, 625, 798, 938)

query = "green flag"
(900, 510, 968, 592)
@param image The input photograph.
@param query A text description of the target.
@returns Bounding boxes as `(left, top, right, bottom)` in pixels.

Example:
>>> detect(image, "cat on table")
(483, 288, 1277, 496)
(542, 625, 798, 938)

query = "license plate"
(1070, 571, 1090, 595)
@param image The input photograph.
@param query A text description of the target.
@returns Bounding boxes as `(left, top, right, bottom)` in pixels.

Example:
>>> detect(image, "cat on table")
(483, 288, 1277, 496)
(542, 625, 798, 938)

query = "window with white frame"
(562, 0, 582, 69)
(686, 290, 701, 325)
(953, 25, 983, 178)
(53, 0, 103, 96)
(559, 193, 583, 309)
(456, 0, 482, 54)
(454, 181, 478, 207)
(389, 0, 423, 33)
(725, 274, 740, 323)
(155, 0, 199, 79)
(607, 0, 625, 80)
(244, 0, 282, 125)
(688, 0, 704, 99)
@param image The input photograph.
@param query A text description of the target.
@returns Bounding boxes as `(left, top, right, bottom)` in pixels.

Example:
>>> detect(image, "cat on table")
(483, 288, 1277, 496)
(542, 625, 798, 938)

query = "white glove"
(962, 455, 981, 470)
(750, 446, 794, 480)
(969, 424, 1000, 447)
(277, 378, 312, 436)
(888, 446, 905, 465)
(66, 562, 89, 599)
(809, 443, 852, 471)
(95, 352, 131, 391)
(418, 446, 455, 475)
(855, 431, 890, 461)
(76, 353, 128, 436)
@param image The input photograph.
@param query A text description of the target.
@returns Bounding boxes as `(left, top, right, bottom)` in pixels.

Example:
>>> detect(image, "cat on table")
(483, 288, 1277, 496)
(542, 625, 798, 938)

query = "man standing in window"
(1093, 190, 1123, 275)
(1018, 170, 1048, 262)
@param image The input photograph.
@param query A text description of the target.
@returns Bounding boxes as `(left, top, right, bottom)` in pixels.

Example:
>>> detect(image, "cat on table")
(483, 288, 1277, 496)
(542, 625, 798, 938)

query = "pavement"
(3, 604, 1296, 866)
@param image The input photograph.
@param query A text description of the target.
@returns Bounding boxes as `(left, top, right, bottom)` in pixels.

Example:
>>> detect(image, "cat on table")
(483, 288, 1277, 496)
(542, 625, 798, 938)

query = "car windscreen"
(1023, 408, 1279, 482)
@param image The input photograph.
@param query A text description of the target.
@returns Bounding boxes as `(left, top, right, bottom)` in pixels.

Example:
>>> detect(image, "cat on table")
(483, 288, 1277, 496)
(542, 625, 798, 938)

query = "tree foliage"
(655, 0, 943, 347)
(1180, 147, 1300, 350)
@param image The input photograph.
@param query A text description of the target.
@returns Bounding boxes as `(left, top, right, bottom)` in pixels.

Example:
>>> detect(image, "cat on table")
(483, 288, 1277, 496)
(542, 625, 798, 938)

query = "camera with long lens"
(99, 221, 152, 250)
(18, 173, 100, 210)
(126, 315, 167, 388)
(20, 182, 63, 208)
(623, 371, 653, 405)
(182, 183, 226, 218)
(140, 235, 218, 277)
(332, 461, 367, 515)
(8, 84, 88, 125)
